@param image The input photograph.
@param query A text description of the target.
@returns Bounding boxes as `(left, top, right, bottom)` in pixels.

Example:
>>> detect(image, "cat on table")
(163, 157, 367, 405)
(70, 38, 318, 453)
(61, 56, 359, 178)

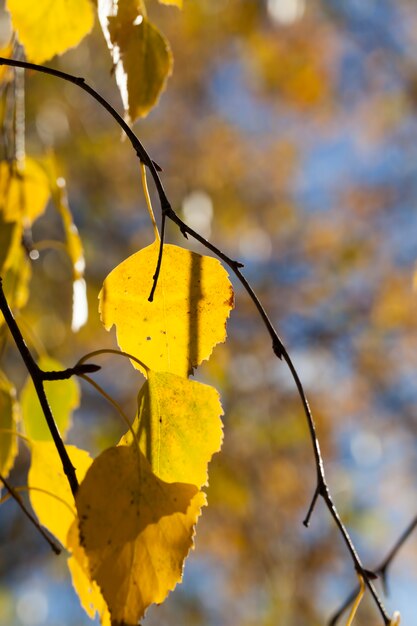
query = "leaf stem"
(75, 348, 149, 373)
(140, 163, 160, 241)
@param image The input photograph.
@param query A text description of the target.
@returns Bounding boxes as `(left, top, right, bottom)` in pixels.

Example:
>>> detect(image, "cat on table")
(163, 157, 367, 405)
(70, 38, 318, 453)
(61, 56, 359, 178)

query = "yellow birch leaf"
(21, 356, 80, 442)
(1, 244, 31, 325)
(5, 0, 94, 64)
(74, 444, 205, 624)
(53, 177, 88, 332)
(28, 440, 111, 623)
(120, 371, 223, 486)
(159, 0, 183, 6)
(99, 241, 234, 377)
(28, 441, 92, 546)
(98, 0, 173, 119)
(0, 214, 21, 274)
(67, 522, 111, 626)
(0, 158, 50, 225)
(0, 375, 19, 479)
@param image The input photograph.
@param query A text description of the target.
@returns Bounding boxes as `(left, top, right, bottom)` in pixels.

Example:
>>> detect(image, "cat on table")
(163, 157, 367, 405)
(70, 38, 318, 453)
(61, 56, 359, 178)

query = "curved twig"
(0, 56, 393, 624)
(330, 515, 417, 625)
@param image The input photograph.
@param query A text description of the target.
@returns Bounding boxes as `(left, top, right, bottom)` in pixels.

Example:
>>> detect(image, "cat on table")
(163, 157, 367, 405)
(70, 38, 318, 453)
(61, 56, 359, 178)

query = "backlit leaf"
(159, 0, 183, 6)
(5, 0, 94, 64)
(1, 244, 31, 324)
(53, 177, 88, 332)
(0, 158, 50, 225)
(74, 444, 205, 624)
(21, 356, 80, 441)
(0, 375, 19, 479)
(120, 371, 223, 486)
(98, 0, 173, 119)
(28, 441, 92, 546)
(0, 214, 21, 274)
(99, 241, 234, 377)
(28, 441, 110, 623)
(67, 522, 111, 625)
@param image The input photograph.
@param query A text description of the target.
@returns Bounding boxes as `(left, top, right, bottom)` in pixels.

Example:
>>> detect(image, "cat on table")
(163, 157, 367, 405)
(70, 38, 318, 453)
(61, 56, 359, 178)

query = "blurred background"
(0, 0, 417, 624)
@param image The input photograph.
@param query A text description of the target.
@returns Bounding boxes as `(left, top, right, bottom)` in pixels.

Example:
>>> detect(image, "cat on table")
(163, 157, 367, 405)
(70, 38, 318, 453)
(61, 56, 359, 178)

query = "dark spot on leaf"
(146, 336, 151, 341)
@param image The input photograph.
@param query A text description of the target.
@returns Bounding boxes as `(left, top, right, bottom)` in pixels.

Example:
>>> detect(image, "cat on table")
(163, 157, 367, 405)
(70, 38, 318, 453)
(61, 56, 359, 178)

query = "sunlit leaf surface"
(120, 371, 223, 486)
(99, 241, 234, 377)
(28, 441, 92, 546)
(5, 0, 94, 63)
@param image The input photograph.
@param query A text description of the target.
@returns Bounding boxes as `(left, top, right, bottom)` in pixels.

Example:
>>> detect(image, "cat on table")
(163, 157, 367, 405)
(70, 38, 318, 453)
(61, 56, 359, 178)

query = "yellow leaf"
(99, 241, 234, 377)
(0, 158, 50, 225)
(67, 522, 111, 626)
(28, 441, 92, 546)
(28, 440, 111, 623)
(21, 356, 80, 442)
(74, 444, 205, 624)
(159, 0, 183, 6)
(0, 214, 21, 274)
(53, 177, 88, 332)
(98, 0, 173, 119)
(1, 244, 31, 324)
(120, 371, 223, 486)
(0, 375, 19, 479)
(5, 0, 94, 64)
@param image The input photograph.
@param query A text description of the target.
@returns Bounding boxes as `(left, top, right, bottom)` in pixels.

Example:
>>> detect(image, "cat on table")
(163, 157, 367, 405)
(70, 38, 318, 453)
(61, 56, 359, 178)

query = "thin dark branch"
(42, 363, 101, 380)
(377, 514, 417, 587)
(0, 473, 61, 554)
(0, 56, 393, 625)
(329, 514, 417, 624)
(0, 278, 78, 496)
(303, 485, 320, 527)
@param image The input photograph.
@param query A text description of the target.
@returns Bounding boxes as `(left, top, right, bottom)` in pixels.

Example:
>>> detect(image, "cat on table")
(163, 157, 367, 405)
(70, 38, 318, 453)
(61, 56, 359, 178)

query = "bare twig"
(0, 56, 394, 624)
(330, 514, 417, 625)
(0, 472, 61, 554)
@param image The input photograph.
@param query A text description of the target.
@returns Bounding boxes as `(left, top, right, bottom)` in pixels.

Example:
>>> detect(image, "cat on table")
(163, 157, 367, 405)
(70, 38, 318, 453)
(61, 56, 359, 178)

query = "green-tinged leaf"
(0, 375, 19, 479)
(120, 371, 223, 487)
(0, 158, 50, 225)
(5, 0, 94, 64)
(21, 356, 80, 441)
(98, 0, 173, 119)
(28, 441, 92, 546)
(73, 444, 205, 624)
(99, 241, 234, 377)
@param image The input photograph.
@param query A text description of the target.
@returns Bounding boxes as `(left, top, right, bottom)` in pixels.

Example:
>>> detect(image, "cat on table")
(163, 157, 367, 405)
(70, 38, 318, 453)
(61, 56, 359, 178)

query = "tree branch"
(329, 514, 417, 625)
(0, 278, 78, 496)
(0, 56, 394, 624)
